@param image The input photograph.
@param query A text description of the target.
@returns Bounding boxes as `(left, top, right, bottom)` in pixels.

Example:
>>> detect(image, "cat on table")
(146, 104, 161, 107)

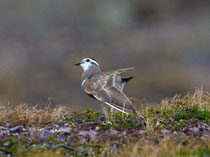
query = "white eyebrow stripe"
(82, 58, 99, 66)
(90, 60, 99, 67)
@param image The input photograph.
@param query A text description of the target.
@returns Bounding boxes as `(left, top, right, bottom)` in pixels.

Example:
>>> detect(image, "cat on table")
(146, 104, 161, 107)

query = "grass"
(140, 88, 210, 132)
(0, 89, 209, 156)
(118, 136, 210, 157)
(0, 103, 72, 126)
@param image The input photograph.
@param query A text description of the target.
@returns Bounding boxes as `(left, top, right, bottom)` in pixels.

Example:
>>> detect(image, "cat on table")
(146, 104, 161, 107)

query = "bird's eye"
(86, 59, 90, 62)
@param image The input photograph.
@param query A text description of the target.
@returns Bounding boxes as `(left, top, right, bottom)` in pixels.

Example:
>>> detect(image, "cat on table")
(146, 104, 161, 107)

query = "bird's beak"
(74, 63, 81, 66)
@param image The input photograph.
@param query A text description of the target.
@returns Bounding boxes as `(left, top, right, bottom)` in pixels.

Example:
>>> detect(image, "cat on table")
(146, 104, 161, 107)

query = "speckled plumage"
(75, 58, 135, 114)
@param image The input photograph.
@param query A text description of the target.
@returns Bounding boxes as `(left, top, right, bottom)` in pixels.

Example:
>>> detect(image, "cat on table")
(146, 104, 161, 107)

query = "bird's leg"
(102, 103, 109, 120)
(110, 107, 114, 116)
(121, 112, 128, 121)
(137, 112, 145, 121)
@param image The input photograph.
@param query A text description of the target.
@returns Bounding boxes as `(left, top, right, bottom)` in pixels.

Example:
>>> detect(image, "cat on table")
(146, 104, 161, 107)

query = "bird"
(75, 57, 136, 114)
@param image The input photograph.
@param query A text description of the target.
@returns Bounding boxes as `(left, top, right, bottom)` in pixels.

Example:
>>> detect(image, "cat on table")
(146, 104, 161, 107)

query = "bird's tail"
(122, 76, 134, 83)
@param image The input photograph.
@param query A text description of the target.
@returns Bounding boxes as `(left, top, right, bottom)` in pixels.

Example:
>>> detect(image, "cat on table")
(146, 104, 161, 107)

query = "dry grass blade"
(0, 104, 72, 126)
(117, 136, 210, 157)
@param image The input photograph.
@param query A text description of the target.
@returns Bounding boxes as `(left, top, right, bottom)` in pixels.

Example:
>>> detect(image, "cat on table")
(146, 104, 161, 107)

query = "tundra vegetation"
(0, 89, 209, 157)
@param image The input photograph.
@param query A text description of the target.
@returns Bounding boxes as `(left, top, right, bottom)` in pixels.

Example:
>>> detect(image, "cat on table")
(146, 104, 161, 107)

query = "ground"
(0, 89, 209, 157)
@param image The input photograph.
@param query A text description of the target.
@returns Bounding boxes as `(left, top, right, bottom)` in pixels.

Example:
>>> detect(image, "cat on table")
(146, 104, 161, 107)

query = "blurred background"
(0, 0, 210, 111)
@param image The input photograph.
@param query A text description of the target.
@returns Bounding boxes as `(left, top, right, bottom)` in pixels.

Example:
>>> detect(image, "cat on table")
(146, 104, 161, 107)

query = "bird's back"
(87, 68, 133, 91)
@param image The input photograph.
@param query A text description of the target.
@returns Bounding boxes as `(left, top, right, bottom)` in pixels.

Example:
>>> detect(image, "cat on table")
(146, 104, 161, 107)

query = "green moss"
(1, 137, 18, 154)
(173, 107, 209, 122)
(28, 145, 47, 153)
(193, 147, 210, 157)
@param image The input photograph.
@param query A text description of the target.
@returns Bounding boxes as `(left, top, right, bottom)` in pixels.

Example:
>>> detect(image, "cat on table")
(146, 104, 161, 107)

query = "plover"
(75, 57, 135, 114)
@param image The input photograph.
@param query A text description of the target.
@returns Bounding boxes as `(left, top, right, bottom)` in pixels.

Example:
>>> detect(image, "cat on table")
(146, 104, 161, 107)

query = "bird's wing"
(103, 67, 134, 76)
(85, 73, 135, 114)
(90, 68, 134, 90)
(96, 86, 135, 114)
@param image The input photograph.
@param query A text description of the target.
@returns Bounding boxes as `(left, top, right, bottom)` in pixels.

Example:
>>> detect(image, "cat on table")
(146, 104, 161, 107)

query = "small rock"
(109, 130, 119, 136)
(79, 130, 98, 140)
(138, 130, 146, 135)
(76, 119, 84, 124)
(161, 130, 171, 135)
(28, 127, 37, 136)
(57, 120, 68, 125)
(67, 136, 76, 143)
(52, 144, 73, 151)
(38, 129, 55, 140)
(10, 126, 24, 133)
(95, 126, 100, 131)
(156, 121, 160, 126)
(139, 121, 146, 127)
(56, 136, 65, 142)
(73, 147, 87, 156)
(111, 143, 118, 153)
(113, 143, 117, 150)
(189, 127, 200, 136)
(95, 120, 102, 125)
(0, 130, 10, 137)
(173, 131, 182, 140)
(54, 127, 71, 134)
(0, 133, 4, 138)
(190, 127, 199, 132)
(43, 142, 50, 148)
(0, 126, 6, 130)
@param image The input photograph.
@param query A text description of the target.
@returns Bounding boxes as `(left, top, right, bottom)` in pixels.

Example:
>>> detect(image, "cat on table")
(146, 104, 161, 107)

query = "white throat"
(81, 62, 92, 71)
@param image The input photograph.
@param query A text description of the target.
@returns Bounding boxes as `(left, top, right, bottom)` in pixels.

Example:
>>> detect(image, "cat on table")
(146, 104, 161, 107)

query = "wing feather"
(95, 87, 135, 113)
(84, 68, 135, 114)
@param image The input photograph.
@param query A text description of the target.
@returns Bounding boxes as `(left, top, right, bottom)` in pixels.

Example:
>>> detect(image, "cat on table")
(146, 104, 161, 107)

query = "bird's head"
(75, 57, 100, 71)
